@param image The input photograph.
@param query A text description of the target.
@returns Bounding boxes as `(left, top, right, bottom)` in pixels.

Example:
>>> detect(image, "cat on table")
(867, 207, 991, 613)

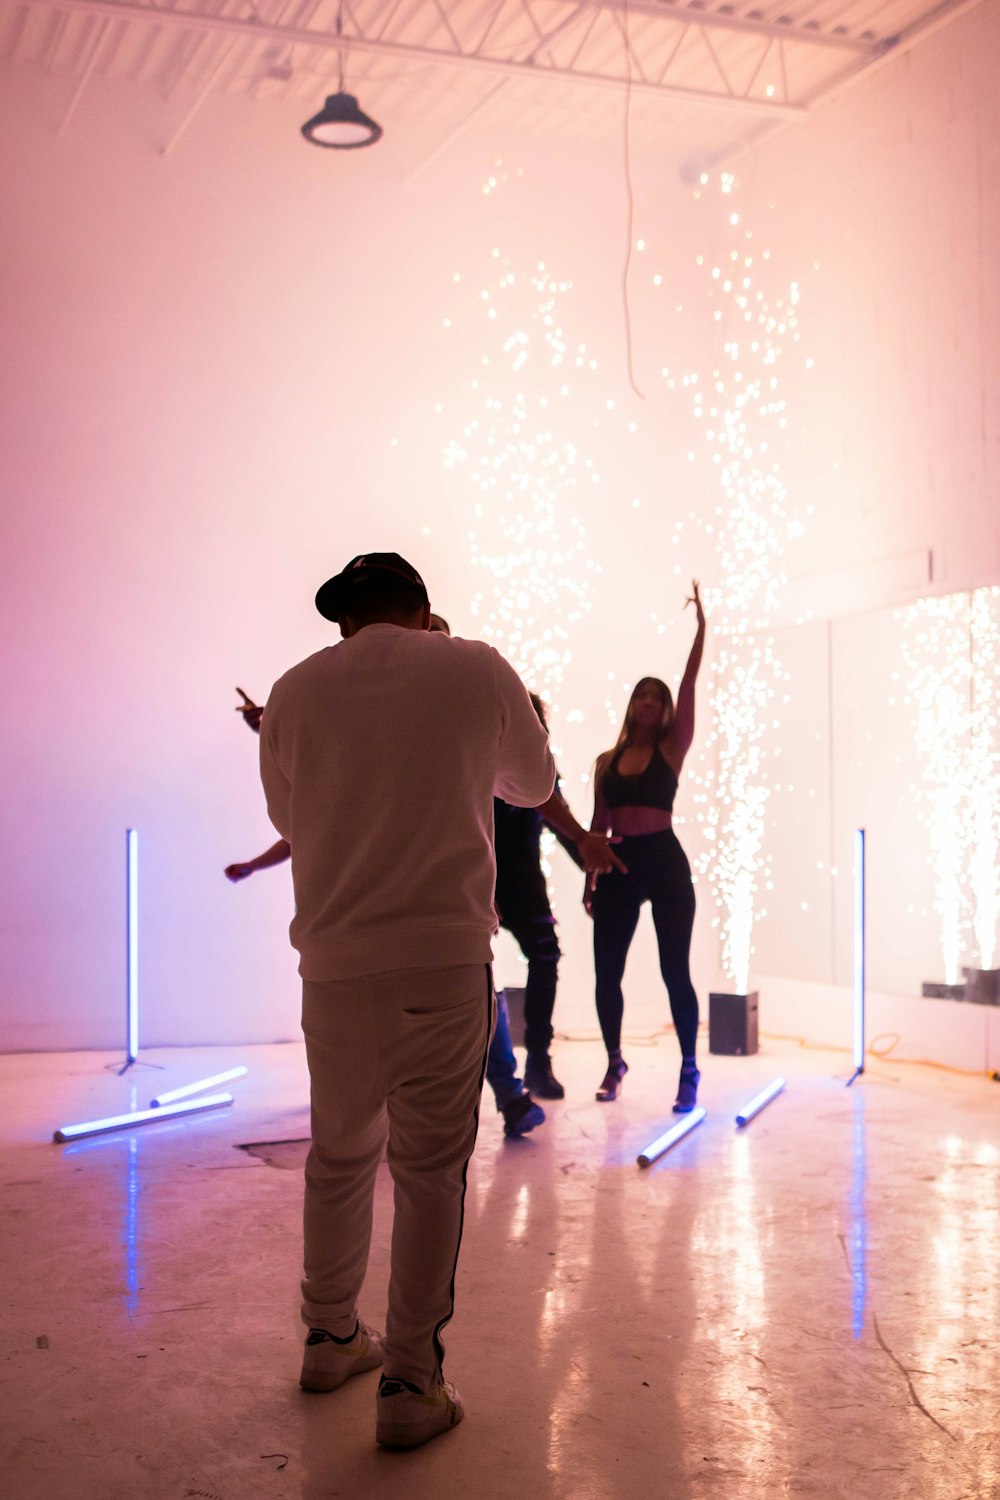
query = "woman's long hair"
(596, 676, 674, 781)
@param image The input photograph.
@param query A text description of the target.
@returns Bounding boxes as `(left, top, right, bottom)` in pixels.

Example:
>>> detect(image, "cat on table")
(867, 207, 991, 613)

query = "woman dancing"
(587, 581, 706, 1111)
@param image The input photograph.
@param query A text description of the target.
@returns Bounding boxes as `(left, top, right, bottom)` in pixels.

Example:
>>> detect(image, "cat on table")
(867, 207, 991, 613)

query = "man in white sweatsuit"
(259, 552, 556, 1449)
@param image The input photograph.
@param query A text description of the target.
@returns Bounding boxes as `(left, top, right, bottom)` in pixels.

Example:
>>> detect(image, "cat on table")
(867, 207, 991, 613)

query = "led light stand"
(735, 1075, 786, 1127)
(637, 1106, 706, 1168)
(108, 828, 160, 1076)
(847, 827, 866, 1086)
(54, 1093, 234, 1143)
(122, 827, 139, 1073)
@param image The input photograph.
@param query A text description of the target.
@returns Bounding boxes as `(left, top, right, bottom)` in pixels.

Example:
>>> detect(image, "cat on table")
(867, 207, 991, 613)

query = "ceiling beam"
(590, 1, 879, 54)
(686, 0, 988, 175)
(28, 0, 812, 117)
(56, 14, 109, 133)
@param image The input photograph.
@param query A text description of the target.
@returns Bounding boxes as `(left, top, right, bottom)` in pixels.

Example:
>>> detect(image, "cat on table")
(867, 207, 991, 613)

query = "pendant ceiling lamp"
(301, 2, 382, 149)
(301, 91, 382, 149)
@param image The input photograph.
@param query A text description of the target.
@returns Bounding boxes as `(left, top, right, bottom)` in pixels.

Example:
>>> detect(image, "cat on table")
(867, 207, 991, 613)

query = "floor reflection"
(682, 1124, 771, 1491)
(847, 1086, 868, 1340)
(7, 1041, 1000, 1498)
(62, 1086, 144, 1318)
(124, 1133, 141, 1318)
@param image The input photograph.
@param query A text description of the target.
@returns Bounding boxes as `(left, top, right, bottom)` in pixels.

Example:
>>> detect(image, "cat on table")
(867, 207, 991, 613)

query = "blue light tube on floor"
(637, 1106, 707, 1168)
(53, 1093, 234, 1143)
(735, 1075, 786, 1127)
(151, 1067, 248, 1107)
(126, 828, 139, 1065)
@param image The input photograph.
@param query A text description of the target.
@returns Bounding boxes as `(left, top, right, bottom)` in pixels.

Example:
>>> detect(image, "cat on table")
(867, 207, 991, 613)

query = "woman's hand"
(685, 579, 705, 629)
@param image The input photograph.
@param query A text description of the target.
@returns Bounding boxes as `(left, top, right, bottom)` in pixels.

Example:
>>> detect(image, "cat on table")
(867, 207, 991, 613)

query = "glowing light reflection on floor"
(848, 1089, 868, 1341)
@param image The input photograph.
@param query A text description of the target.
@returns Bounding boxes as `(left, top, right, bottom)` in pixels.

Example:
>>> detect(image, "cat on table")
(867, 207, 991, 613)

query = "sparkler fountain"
(680, 174, 806, 1038)
(905, 587, 1000, 1003)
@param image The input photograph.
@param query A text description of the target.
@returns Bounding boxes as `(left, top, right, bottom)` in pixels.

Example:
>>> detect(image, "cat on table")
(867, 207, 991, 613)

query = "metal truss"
(22, 0, 891, 119)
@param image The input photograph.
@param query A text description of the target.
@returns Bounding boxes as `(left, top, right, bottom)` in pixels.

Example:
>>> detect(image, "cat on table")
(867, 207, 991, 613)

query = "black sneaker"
(524, 1052, 565, 1099)
(502, 1092, 546, 1137)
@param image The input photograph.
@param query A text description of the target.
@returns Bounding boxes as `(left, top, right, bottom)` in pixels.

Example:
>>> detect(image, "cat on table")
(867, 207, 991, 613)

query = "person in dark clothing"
(493, 694, 599, 1099)
(429, 621, 623, 1100)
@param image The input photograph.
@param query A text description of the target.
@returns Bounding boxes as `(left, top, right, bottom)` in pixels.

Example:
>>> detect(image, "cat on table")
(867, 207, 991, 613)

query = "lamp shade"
(301, 91, 383, 149)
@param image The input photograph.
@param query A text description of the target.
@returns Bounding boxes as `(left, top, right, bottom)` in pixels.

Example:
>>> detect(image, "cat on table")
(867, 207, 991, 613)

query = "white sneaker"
(299, 1320, 383, 1392)
(375, 1375, 464, 1448)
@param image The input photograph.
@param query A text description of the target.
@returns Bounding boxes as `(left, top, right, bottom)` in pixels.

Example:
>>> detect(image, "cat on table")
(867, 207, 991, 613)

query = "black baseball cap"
(315, 552, 429, 622)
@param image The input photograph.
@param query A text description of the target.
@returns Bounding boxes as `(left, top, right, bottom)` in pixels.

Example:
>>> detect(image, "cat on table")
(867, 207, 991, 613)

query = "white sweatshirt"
(260, 623, 556, 980)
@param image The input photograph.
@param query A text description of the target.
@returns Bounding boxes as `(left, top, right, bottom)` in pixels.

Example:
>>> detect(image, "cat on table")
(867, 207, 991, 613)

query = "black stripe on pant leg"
(431, 963, 494, 1382)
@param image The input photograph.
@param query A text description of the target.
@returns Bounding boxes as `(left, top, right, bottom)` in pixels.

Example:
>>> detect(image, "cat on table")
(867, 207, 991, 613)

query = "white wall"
(1, 0, 998, 1054)
(741, 1, 1000, 614)
(0, 64, 712, 1048)
(727, 1, 1000, 1044)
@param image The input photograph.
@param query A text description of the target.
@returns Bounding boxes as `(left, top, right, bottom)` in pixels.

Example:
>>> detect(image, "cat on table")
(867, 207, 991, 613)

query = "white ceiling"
(0, 0, 985, 169)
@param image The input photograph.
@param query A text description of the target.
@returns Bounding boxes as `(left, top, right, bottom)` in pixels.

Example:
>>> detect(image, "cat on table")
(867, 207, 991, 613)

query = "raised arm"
(665, 580, 706, 773)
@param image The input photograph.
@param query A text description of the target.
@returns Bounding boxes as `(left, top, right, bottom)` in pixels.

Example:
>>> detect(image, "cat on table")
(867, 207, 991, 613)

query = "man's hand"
(236, 688, 263, 735)
(582, 835, 628, 911)
(576, 831, 628, 876)
(224, 840, 290, 882)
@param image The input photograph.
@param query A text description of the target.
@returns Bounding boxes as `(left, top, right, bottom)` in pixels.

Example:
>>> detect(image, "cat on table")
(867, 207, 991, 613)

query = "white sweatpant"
(300, 963, 494, 1391)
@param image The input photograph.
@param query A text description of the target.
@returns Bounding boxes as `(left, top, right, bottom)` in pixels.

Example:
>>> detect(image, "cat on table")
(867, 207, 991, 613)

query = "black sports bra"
(601, 748, 678, 812)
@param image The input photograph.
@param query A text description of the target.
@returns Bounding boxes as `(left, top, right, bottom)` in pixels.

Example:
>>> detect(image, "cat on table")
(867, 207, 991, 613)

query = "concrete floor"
(2, 1034, 998, 1500)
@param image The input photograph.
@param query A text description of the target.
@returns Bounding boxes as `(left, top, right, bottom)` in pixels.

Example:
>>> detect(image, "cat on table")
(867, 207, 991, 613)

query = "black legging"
(592, 830, 698, 1058)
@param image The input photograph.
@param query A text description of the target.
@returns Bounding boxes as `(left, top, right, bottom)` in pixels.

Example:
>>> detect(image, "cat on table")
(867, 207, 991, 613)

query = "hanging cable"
(619, 0, 645, 400)
(336, 0, 346, 91)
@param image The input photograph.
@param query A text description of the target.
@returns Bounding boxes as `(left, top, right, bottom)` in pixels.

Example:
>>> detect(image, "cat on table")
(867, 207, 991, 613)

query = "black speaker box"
(709, 991, 759, 1055)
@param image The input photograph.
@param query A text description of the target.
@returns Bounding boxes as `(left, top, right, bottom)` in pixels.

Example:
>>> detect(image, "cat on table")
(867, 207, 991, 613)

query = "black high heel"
(596, 1055, 628, 1102)
(672, 1062, 701, 1114)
